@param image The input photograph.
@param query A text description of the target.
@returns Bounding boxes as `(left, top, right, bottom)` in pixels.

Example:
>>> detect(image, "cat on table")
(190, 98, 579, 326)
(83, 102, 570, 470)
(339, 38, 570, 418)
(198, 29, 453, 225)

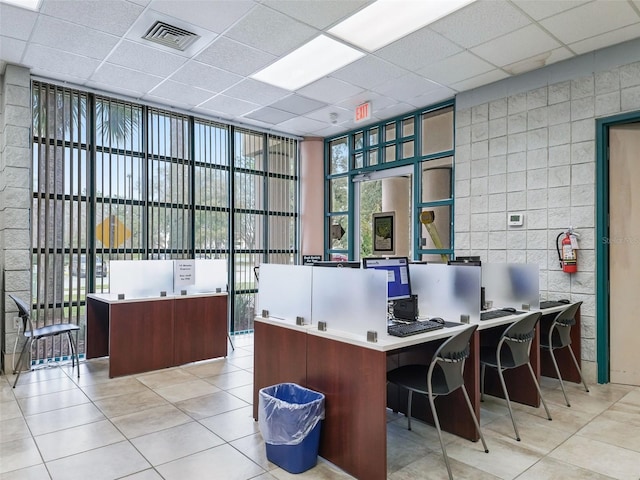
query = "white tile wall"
(455, 39, 640, 375)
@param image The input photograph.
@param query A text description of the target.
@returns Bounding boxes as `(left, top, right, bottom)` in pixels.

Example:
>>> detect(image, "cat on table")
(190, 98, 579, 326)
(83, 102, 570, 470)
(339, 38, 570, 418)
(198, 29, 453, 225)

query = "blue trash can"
(258, 383, 325, 474)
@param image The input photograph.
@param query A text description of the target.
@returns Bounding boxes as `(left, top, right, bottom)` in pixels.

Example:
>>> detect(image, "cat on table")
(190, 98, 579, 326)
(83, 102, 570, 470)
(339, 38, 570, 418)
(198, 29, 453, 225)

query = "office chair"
(539, 301, 588, 407)
(387, 325, 488, 480)
(480, 311, 551, 441)
(8, 294, 80, 388)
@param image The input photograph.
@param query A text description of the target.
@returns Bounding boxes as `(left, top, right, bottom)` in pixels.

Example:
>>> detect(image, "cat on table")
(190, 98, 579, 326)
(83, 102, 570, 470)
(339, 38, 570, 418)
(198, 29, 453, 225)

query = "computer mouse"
(430, 317, 445, 324)
(501, 307, 517, 313)
(558, 299, 570, 304)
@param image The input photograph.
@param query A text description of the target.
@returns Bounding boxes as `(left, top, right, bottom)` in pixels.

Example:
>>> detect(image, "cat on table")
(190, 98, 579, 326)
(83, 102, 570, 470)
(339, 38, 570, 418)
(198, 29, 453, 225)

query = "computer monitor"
(313, 261, 361, 268)
(362, 257, 411, 301)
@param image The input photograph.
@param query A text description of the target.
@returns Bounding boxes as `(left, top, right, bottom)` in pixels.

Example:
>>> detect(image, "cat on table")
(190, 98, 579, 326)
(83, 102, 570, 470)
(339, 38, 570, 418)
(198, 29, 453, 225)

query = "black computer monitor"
(362, 257, 411, 300)
(313, 261, 361, 268)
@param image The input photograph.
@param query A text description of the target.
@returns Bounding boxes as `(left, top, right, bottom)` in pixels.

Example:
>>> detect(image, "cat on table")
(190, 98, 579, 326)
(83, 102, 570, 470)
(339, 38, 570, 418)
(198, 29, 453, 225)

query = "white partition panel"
(183, 259, 228, 294)
(311, 268, 387, 337)
(109, 260, 174, 298)
(257, 264, 313, 323)
(410, 263, 481, 322)
(482, 263, 540, 310)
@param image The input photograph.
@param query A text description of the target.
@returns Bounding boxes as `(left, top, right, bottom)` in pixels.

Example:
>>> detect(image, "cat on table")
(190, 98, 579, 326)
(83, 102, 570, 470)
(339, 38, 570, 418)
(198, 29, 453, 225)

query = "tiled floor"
(1, 334, 640, 480)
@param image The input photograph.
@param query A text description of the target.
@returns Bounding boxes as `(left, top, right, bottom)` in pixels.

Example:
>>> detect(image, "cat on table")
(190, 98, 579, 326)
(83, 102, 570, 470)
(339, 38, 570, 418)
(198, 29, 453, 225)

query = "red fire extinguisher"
(556, 229, 578, 273)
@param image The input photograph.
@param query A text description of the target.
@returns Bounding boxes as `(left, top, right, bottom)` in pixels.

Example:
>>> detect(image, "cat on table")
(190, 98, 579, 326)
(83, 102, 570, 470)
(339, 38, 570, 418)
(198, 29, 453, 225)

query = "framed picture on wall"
(372, 212, 395, 255)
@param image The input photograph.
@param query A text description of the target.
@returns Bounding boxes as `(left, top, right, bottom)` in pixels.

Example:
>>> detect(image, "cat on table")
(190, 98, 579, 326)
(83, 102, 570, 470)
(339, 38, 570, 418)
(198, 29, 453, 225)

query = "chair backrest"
(428, 324, 478, 394)
(499, 312, 542, 368)
(551, 301, 582, 347)
(8, 294, 33, 333)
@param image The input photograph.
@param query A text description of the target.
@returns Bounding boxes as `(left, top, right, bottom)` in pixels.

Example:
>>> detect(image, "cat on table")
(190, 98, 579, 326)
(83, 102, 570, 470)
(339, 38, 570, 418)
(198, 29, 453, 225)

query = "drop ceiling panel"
(269, 94, 326, 115)
(40, 0, 144, 36)
(0, 37, 26, 63)
(31, 16, 119, 60)
(336, 91, 398, 112)
(171, 61, 242, 93)
(275, 115, 326, 135)
(418, 51, 495, 85)
(195, 37, 276, 76)
(91, 63, 164, 95)
(263, 0, 371, 29)
(24, 43, 101, 80)
(303, 105, 352, 125)
(451, 69, 510, 92)
(410, 86, 457, 108)
(223, 79, 290, 105)
(471, 25, 561, 67)
(0, 3, 37, 41)
(512, 0, 589, 21)
(199, 94, 259, 116)
(331, 56, 407, 90)
(375, 28, 462, 71)
(149, 0, 255, 33)
(540, 0, 640, 45)
(224, 5, 318, 56)
(371, 73, 443, 102)
(146, 80, 214, 107)
(569, 23, 640, 55)
(106, 40, 188, 77)
(297, 77, 364, 104)
(244, 106, 297, 124)
(430, 0, 531, 48)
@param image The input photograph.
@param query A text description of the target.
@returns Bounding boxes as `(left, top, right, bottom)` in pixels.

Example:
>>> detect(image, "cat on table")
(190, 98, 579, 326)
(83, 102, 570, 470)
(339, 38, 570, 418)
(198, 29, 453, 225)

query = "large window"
(325, 102, 454, 261)
(31, 81, 298, 362)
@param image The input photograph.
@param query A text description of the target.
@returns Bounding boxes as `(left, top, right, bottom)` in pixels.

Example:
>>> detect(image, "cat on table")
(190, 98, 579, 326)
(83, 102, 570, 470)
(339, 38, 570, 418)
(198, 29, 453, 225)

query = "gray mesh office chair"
(9, 294, 80, 388)
(480, 312, 551, 441)
(539, 301, 588, 406)
(387, 325, 488, 480)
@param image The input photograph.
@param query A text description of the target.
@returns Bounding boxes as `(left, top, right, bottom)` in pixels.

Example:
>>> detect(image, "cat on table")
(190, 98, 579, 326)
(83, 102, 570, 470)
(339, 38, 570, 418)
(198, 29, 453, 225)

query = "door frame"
(595, 111, 640, 384)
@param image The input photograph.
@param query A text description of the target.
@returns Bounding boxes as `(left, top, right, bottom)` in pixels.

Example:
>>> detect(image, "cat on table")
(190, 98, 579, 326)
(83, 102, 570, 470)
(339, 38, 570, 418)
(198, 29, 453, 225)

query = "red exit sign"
(355, 102, 371, 122)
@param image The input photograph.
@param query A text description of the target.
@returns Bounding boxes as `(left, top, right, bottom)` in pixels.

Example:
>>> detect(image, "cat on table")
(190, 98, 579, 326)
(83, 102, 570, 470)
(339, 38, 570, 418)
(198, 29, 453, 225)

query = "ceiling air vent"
(142, 21, 200, 51)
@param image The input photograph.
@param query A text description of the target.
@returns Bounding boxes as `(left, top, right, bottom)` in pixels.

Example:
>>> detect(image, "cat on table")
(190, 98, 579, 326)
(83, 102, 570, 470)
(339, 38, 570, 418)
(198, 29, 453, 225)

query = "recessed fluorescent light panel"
(251, 35, 364, 91)
(329, 0, 476, 52)
(0, 0, 41, 10)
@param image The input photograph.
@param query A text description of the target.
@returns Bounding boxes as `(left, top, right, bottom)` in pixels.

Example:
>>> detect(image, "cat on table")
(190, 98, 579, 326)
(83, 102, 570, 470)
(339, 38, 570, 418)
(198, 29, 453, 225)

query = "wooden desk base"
(539, 310, 583, 383)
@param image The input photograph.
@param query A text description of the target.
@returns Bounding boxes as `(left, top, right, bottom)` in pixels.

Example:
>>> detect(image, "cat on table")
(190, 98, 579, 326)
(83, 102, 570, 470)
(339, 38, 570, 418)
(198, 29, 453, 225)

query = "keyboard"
(480, 309, 523, 321)
(539, 300, 569, 309)
(388, 320, 444, 337)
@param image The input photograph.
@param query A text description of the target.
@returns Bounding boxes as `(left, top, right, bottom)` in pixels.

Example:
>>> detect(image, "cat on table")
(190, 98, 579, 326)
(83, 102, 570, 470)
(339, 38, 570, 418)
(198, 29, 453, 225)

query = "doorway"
(608, 122, 640, 385)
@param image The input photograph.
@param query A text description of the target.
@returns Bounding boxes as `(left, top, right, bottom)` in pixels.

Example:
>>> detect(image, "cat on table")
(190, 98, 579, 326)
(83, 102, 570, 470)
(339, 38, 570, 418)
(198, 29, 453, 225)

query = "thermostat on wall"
(508, 212, 524, 227)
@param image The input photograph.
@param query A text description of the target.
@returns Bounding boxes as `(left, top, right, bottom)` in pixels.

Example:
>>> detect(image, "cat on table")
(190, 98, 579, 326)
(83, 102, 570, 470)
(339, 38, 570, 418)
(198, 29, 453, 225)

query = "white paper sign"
(175, 260, 196, 287)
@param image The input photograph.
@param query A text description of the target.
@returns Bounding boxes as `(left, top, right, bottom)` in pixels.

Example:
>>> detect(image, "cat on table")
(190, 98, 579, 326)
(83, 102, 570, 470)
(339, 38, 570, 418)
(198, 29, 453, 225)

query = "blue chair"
(9, 294, 80, 388)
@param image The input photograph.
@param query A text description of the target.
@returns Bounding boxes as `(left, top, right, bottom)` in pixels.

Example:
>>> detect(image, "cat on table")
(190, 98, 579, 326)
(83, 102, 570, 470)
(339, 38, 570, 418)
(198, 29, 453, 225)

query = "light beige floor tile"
(445, 430, 540, 479)
(25, 403, 105, 436)
(136, 368, 197, 390)
(511, 398, 600, 434)
(0, 383, 16, 403)
(227, 384, 254, 404)
(229, 432, 272, 470)
(174, 390, 249, 420)
(268, 457, 355, 479)
(17, 387, 90, 416)
(205, 369, 254, 390)
(110, 404, 191, 438)
(199, 405, 259, 442)
(0, 416, 32, 443)
(9, 365, 68, 386)
(156, 443, 264, 480)
(131, 421, 224, 466)
(516, 457, 617, 480)
(249, 474, 278, 480)
(154, 378, 220, 403)
(46, 441, 150, 480)
(182, 359, 240, 378)
(119, 470, 164, 480)
(0, 463, 51, 480)
(72, 359, 111, 386)
(0, 399, 23, 421)
(601, 402, 640, 427)
(34, 419, 125, 461)
(12, 375, 78, 399)
(94, 389, 167, 418)
(388, 450, 501, 480)
(0, 437, 42, 475)
(80, 376, 148, 401)
(549, 435, 640, 479)
(577, 415, 640, 453)
(227, 355, 254, 370)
